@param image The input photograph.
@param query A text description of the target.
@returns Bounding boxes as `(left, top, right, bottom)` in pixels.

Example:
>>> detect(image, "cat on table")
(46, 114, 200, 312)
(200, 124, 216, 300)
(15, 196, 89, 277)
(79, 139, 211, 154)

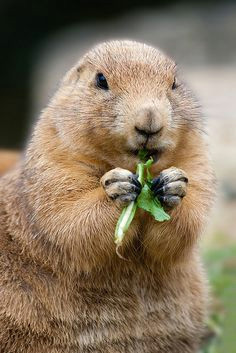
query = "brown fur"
(0, 41, 215, 352)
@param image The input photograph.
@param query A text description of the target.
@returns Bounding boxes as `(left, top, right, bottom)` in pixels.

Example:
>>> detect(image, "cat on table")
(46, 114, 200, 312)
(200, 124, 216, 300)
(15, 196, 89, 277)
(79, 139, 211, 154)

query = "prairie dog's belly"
(51, 267, 205, 353)
(2, 263, 205, 353)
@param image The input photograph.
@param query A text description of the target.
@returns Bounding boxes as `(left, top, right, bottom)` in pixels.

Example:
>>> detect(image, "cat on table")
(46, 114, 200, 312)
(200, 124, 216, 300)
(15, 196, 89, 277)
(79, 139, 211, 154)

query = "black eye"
(172, 77, 178, 90)
(96, 73, 109, 90)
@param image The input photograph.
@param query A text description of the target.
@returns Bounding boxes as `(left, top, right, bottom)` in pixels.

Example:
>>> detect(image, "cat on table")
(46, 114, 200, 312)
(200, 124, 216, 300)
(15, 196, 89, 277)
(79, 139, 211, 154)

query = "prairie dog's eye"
(172, 77, 178, 90)
(96, 73, 109, 90)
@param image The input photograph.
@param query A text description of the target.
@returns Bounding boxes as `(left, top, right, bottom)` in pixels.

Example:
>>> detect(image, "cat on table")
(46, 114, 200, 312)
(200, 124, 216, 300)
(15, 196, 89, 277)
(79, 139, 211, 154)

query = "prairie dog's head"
(50, 40, 201, 168)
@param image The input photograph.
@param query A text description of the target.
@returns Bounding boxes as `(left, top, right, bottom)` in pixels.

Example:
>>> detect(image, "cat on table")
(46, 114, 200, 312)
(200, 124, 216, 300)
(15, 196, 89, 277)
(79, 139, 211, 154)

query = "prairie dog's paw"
(151, 167, 188, 209)
(101, 168, 141, 205)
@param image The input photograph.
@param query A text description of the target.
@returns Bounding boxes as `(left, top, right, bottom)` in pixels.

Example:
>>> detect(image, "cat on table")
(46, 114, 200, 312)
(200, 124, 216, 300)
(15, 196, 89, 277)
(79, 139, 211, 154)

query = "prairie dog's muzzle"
(134, 106, 164, 140)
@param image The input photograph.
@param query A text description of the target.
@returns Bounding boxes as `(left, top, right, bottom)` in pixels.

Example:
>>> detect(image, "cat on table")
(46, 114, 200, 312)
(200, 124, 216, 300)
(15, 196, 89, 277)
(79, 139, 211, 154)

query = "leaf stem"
(114, 160, 148, 245)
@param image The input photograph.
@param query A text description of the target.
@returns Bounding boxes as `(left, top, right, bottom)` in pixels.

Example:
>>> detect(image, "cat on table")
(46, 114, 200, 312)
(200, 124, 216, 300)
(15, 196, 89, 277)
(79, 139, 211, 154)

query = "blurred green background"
(0, 0, 235, 352)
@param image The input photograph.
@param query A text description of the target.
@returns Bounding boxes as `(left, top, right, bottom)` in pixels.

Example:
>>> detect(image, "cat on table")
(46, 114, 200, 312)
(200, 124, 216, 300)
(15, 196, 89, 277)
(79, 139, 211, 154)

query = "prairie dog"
(0, 40, 215, 353)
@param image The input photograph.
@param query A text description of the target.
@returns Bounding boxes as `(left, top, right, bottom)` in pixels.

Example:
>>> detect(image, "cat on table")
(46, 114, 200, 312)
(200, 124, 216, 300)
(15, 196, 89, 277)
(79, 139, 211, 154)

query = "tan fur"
(0, 149, 19, 175)
(0, 41, 215, 352)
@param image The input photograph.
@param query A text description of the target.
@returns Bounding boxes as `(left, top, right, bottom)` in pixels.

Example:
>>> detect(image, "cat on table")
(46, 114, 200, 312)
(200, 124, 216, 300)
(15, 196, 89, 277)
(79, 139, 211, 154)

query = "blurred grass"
(200, 239, 236, 353)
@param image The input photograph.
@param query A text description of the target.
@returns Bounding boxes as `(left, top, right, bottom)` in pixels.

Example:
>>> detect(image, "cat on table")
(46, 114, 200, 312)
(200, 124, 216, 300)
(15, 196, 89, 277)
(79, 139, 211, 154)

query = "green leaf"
(114, 201, 138, 245)
(136, 162, 145, 186)
(114, 152, 170, 248)
(138, 149, 149, 162)
(146, 167, 152, 183)
(137, 184, 170, 222)
(144, 157, 153, 169)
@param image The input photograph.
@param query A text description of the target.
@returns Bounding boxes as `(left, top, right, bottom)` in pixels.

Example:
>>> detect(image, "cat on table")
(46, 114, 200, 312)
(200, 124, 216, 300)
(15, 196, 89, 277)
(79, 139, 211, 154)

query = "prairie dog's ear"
(61, 59, 86, 85)
(76, 60, 86, 75)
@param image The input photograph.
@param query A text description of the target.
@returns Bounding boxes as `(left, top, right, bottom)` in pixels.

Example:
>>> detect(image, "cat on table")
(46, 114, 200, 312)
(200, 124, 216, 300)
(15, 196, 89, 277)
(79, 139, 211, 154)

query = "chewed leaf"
(137, 184, 170, 222)
(138, 149, 149, 162)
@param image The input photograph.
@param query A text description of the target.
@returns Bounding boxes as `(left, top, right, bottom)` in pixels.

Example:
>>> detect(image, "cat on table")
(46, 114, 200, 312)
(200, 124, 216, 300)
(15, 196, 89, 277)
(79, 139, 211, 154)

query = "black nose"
(135, 126, 162, 137)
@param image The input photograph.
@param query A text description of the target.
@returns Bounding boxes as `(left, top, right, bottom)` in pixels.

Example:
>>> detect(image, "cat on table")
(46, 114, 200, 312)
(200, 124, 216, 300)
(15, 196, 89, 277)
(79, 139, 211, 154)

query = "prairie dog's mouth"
(127, 148, 162, 163)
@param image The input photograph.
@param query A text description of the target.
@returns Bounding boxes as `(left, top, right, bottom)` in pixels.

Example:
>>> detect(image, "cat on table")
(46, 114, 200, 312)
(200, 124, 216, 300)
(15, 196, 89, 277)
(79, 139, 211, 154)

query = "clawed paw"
(151, 167, 188, 209)
(101, 168, 141, 205)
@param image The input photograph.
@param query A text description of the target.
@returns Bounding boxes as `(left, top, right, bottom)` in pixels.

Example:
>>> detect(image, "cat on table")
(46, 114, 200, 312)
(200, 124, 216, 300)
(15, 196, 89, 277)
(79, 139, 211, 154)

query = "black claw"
(151, 177, 160, 190)
(151, 177, 164, 191)
(157, 195, 165, 205)
(153, 186, 165, 196)
(131, 174, 142, 190)
(131, 185, 141, 194)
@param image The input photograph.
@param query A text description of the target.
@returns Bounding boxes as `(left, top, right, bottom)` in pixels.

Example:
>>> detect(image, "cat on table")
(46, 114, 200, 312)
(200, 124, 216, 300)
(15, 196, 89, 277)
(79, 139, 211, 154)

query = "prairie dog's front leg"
(25, 166, 142, 270)
(144, 163, 213, 265)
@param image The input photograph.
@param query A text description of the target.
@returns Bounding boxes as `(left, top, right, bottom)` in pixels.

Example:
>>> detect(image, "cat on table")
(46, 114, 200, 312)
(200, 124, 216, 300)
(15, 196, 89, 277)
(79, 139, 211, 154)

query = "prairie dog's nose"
(135, 126, 162, 137)
(134, 107, 163, 137)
